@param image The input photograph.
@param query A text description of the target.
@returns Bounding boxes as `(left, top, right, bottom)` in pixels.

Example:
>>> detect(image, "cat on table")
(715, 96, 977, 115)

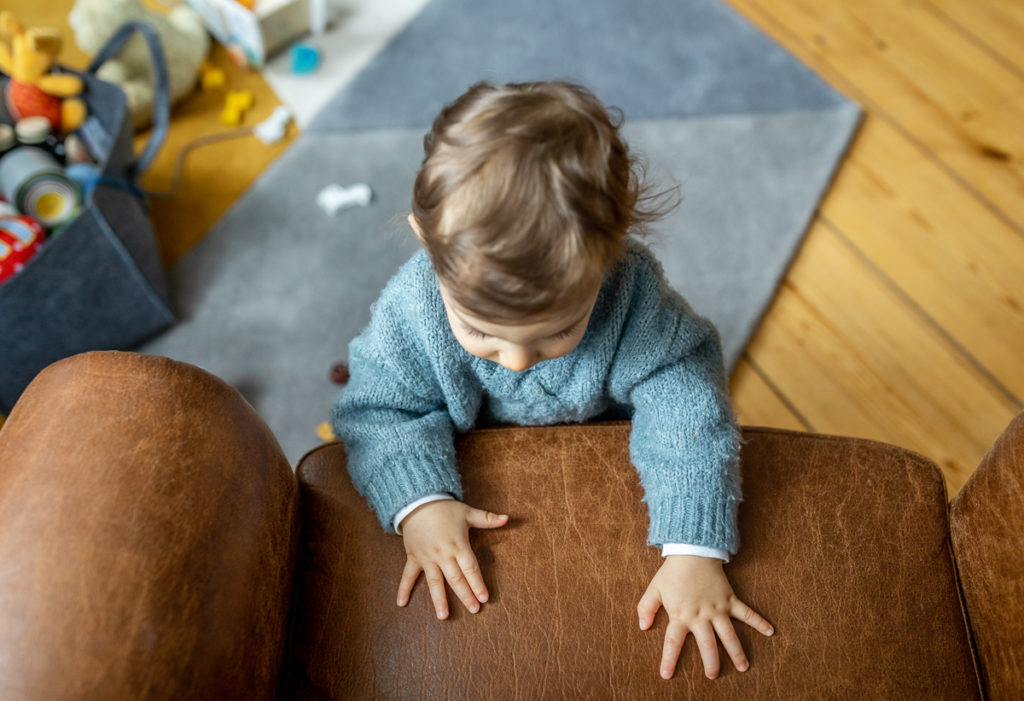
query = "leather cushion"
(288, 424, 979, 699)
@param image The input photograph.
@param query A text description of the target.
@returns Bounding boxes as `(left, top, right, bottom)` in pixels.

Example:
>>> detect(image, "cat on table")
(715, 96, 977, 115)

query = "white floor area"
(259, 0, 431, 127)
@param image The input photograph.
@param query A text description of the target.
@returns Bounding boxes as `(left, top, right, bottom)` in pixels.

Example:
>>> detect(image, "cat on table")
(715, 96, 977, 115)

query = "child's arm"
(335, 335, 503, 617)
(605, 244, 770, 677)
(638, 555, 773, 679)
(333, 334, 463, 528)
(607, 247, 743, 553)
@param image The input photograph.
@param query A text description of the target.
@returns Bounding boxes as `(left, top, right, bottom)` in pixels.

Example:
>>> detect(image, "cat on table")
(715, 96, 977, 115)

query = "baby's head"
(410, 80, 671, 371)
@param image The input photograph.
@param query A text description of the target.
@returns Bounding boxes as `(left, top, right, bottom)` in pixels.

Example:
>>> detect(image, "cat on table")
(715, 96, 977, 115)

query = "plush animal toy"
(69, 0, 210, 131)
(0, 13, 87, 134)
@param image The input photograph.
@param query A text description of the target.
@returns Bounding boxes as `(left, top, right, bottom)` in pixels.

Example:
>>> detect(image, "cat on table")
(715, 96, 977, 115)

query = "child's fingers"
(712, 617, 749, 673)
(439, 557, 481, 614)
(690, 620, 722, 679)
(636, 586, 662, 630)
(455, 549, 489, 603)
(658, 620, 688, 680)
(465, 508, 509, 530)
(396, 558, 421, 607)
(422, 562, 449, 619)
(731, 598, 775, 637)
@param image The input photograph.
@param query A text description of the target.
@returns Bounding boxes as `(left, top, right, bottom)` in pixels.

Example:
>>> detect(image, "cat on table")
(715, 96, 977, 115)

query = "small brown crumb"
(330, 362, 350, 384)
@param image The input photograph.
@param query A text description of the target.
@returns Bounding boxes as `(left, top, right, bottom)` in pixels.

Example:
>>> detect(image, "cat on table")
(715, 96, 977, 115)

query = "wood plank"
(820, 115, 1024, 401)
(725, 0, 1024, 232)
(744, 220, 1020, 496)
(925, 0, 1024, 75)
(730, 357, 810, 432)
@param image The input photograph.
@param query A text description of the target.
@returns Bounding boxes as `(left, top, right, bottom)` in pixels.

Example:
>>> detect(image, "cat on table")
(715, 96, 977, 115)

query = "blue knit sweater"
(331, 239, 743, 553)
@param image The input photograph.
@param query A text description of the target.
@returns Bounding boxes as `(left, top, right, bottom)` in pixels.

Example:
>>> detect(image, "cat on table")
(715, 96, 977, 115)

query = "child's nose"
(499, 345, 537, 372)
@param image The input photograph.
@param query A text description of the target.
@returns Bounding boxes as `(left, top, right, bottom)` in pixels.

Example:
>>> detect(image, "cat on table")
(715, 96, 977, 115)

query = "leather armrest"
(950, 411, 1024, 699)
(0, 352, 300, 700)
(288, 424, 978, 698)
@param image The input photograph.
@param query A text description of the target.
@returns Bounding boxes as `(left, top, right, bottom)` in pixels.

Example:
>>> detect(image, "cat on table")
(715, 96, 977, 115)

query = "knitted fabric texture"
(332, 239, 743, 552)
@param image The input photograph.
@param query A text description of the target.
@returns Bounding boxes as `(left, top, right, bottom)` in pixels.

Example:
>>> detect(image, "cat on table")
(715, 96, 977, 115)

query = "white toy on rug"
(317, 183, 373, 216)
(69, 0, 210, 130)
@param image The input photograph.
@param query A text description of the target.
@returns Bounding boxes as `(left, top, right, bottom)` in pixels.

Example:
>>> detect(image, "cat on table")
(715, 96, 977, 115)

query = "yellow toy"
(0, 12, 87, 134)
(220, 89, 254, 126)
(316, 421, 336, 443)
(199, 63, 226, 92)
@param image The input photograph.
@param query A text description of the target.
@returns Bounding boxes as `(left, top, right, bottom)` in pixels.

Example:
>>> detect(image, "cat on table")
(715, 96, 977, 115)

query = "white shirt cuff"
(662, 543, 730, 563)
(394, 493, 455, 534)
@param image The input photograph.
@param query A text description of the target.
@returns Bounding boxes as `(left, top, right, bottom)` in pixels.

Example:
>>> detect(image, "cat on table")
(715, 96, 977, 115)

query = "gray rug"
(142, 0, 860, 464)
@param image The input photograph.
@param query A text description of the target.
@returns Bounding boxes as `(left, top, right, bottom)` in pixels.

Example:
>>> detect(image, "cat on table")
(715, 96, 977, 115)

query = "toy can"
(0, 147, 81, 228)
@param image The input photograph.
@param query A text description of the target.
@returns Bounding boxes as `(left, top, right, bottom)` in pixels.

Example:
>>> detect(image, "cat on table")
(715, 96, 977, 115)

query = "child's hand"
(637, 555, 774, 680)
(397, 500, 509, 619)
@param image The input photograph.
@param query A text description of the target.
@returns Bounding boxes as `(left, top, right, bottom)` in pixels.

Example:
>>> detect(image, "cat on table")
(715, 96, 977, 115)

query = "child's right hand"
(397, 500, 509, 619)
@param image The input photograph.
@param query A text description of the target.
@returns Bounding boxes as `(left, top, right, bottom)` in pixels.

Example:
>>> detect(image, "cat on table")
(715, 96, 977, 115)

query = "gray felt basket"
(0, 22, 174, 413)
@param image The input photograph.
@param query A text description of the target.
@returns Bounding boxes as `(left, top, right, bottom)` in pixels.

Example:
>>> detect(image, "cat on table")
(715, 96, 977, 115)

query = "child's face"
(439, 283, 600, 373)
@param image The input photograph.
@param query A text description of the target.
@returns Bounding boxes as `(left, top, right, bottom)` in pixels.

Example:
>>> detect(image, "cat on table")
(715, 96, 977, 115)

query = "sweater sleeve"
(608, 248, 743, 553)
(331, 292, 464, 534)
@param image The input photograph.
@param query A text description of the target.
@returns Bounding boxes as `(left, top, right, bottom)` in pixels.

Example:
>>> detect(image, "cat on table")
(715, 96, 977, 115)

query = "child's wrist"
(394, 493, 456, 534)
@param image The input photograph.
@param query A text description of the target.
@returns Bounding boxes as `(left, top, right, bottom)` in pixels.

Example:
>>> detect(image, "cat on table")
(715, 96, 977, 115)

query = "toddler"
(332, 80, 773, 681)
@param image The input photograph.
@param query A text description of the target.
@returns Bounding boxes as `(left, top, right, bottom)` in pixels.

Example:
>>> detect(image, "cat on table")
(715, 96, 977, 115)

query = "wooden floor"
(722, 0, 1024, 497)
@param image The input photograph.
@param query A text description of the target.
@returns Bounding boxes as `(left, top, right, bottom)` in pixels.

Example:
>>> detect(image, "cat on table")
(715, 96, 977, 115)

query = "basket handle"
(86, 21, 171, 180)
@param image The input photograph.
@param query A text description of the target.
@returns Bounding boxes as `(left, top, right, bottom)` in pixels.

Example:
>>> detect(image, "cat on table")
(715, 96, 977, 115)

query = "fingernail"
(739, 663, 749, 672)
(661, 669, 672, 680)
(470, 604, 479, 613)
(767, 627, 775, 636)
(437, 609, 447, 619)
(478, 593, 488, 602)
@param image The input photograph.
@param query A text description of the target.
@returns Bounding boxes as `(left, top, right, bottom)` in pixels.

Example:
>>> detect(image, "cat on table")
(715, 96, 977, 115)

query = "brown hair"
(411, 80, 677, 321)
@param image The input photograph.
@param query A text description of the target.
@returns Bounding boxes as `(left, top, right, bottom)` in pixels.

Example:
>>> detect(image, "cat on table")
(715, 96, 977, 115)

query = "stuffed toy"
(69, 0, 210, 131)
(0, 13, 87, 134)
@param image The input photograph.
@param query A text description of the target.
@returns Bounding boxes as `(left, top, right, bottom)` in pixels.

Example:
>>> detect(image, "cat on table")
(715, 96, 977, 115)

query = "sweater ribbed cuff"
(360, 453, 463, 534)
(645, 490, 741, 555)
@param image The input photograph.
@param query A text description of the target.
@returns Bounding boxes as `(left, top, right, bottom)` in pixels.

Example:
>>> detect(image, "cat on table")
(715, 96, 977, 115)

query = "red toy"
(0, 214, 45, 284)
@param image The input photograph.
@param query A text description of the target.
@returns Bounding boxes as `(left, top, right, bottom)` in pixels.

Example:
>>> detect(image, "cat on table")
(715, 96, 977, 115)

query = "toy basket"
(0, 22, 174, 412)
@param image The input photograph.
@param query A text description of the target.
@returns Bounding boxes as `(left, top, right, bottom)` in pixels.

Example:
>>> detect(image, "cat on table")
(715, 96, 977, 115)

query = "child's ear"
(407, 213, 427, 244)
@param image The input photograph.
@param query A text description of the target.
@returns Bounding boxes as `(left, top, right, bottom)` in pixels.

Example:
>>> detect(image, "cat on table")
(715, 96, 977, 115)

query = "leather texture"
(289, 424, 980, 699)
(0, 352, 300, 700)
(950, 411, 1024, 700)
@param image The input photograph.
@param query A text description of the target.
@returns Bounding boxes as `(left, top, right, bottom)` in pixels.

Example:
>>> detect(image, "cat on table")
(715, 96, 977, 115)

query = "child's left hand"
(637, 555, 774, 680)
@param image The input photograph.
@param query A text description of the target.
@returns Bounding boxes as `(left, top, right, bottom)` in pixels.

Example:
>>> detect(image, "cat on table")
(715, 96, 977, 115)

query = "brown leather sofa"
(0, 351, 1020, 700)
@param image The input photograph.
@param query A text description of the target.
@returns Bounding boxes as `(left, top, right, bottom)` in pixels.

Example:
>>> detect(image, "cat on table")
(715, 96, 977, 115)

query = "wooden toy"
(0, 13, 87, 134)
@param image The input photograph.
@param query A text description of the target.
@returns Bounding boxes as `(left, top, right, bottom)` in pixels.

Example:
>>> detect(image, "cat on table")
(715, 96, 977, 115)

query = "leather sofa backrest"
(290, 423, 980, 699)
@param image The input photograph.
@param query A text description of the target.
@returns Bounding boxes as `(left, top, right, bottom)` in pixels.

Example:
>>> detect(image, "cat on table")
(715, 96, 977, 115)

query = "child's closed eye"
(553, 322, 580, 340)
(463, 325, 490, 340)
(461, 322, 579, 341)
